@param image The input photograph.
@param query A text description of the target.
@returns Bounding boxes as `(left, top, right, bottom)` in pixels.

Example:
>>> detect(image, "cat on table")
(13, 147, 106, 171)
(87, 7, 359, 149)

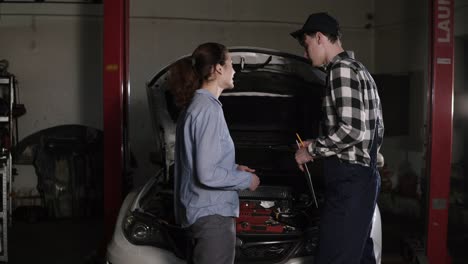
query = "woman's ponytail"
(168, 42, 227, 109)
(168, 57, 201, 109)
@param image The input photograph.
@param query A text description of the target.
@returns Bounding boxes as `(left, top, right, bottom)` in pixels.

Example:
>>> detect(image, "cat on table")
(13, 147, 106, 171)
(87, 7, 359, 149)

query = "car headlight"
(122, 211, 167, 246)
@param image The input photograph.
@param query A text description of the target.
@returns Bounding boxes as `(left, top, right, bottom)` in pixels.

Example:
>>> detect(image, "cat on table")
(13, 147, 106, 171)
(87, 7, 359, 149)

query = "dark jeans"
(188, 214, 236, 264)
(315, 157, 380, 264)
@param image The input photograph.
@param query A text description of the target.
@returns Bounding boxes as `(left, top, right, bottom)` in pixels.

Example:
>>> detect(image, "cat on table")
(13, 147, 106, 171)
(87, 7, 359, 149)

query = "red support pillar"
(103, 0, 129, 241)
(426, 0, 454, 263)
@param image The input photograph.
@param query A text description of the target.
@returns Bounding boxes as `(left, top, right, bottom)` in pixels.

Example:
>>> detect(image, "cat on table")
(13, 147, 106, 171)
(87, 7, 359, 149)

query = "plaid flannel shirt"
(308, 51, 384, 167)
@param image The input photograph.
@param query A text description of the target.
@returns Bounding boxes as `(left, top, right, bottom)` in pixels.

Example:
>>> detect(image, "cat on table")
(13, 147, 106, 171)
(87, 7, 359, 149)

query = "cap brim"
(290, 29, 305, 39)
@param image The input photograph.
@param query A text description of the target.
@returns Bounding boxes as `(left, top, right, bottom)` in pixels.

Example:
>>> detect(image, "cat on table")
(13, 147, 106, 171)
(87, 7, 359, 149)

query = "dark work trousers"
(187, 214, 236, 264)
(315, 137, 381, 263)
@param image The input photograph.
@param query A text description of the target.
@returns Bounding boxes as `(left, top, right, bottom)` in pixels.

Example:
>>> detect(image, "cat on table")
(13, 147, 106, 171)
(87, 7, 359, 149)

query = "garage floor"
(7, 217, 406, 264)
(5, 212, 467, 264)
(8, 218, 104, 264)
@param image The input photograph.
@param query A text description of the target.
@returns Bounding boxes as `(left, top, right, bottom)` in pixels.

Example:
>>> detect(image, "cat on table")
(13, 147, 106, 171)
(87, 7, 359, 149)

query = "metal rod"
(296, 140, 318, 208)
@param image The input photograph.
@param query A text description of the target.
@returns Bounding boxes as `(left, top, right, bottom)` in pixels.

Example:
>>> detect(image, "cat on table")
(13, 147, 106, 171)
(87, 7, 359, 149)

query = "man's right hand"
(295, 140, 314, 172)
(249, 174, 260, 191)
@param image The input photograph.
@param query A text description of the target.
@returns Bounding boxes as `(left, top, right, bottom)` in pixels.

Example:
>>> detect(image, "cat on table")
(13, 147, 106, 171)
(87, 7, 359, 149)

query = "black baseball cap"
(290, 12, 340, 39)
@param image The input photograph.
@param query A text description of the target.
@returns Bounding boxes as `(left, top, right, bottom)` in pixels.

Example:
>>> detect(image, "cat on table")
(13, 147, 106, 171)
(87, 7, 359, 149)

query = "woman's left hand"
(237, 165, 255, 173)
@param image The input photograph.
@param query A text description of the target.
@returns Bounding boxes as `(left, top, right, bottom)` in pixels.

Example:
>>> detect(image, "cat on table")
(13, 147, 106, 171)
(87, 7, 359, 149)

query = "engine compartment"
(237, 186, 296, 234)
(234, 185, 321, 263)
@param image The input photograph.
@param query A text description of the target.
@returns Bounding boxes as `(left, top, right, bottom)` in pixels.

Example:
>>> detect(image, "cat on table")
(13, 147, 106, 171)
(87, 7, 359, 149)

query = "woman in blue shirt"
(168, 42, 260, 264)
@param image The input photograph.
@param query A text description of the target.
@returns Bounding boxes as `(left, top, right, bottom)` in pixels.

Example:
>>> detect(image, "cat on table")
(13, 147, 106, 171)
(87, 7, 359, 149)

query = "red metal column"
(426, 0, 454, 263)
(103, 0, 129, 241)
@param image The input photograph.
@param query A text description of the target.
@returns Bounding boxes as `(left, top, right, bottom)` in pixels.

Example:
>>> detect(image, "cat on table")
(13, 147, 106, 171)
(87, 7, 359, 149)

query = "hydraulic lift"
(103, 0, 129, 241)
(425, 0, 454, 263)
(406, 0, 454, 263)
(102, 0, 455, 262)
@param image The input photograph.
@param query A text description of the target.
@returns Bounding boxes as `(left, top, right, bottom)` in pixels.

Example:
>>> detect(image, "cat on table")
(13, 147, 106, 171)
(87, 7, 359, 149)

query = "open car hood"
(147, 47, 326, 181)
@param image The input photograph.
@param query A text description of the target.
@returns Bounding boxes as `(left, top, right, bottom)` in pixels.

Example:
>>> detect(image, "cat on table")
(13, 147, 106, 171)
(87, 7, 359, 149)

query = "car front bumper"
(106, 192, 185, 264)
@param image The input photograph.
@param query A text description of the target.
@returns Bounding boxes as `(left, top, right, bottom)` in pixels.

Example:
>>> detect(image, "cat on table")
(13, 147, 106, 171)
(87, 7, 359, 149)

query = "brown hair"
(168, 42, 228, 108)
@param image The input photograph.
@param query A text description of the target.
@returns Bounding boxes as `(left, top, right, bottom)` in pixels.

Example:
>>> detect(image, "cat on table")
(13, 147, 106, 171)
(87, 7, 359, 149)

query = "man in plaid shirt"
(292, 13, 384, 264)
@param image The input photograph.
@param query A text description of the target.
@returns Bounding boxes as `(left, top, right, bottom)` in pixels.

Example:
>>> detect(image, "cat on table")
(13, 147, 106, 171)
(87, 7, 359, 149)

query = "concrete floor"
(4, 212, 466, 264)
(6, 217, 407, 264)
(380, 213, 423, 264)
(8, 218, 104, 264)
(380, 210, 468, 264)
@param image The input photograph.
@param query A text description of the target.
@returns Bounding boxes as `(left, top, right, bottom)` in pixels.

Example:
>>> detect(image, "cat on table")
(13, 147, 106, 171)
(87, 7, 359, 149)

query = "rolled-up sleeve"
(191, 109, 251, 190)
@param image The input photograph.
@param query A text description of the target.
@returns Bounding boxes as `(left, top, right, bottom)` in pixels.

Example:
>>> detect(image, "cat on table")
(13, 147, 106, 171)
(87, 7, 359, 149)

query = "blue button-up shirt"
(174, 89, 252, 227)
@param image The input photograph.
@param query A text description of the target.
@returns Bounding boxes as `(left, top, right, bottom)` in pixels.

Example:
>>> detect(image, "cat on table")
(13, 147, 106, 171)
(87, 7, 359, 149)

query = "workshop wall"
(452, 35, 468, 218)
(455, 0, 468, 37)
(449, 0, 468, 235)
(373, 0, 428, 197)
(0, 4, 103, 138)
(453, 39, 467, 166)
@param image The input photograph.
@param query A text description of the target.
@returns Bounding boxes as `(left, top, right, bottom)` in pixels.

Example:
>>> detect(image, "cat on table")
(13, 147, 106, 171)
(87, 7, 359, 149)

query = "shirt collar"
(196, 89, 223, 106)
(326, 51, 351, 70)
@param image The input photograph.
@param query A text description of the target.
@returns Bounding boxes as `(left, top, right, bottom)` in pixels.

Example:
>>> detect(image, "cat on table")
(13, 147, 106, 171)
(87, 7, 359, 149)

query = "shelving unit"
(0, 75, 14, 263)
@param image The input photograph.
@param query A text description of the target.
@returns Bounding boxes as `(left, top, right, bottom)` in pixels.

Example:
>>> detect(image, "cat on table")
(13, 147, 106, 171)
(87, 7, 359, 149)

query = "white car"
(107, 48, 382, 264)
